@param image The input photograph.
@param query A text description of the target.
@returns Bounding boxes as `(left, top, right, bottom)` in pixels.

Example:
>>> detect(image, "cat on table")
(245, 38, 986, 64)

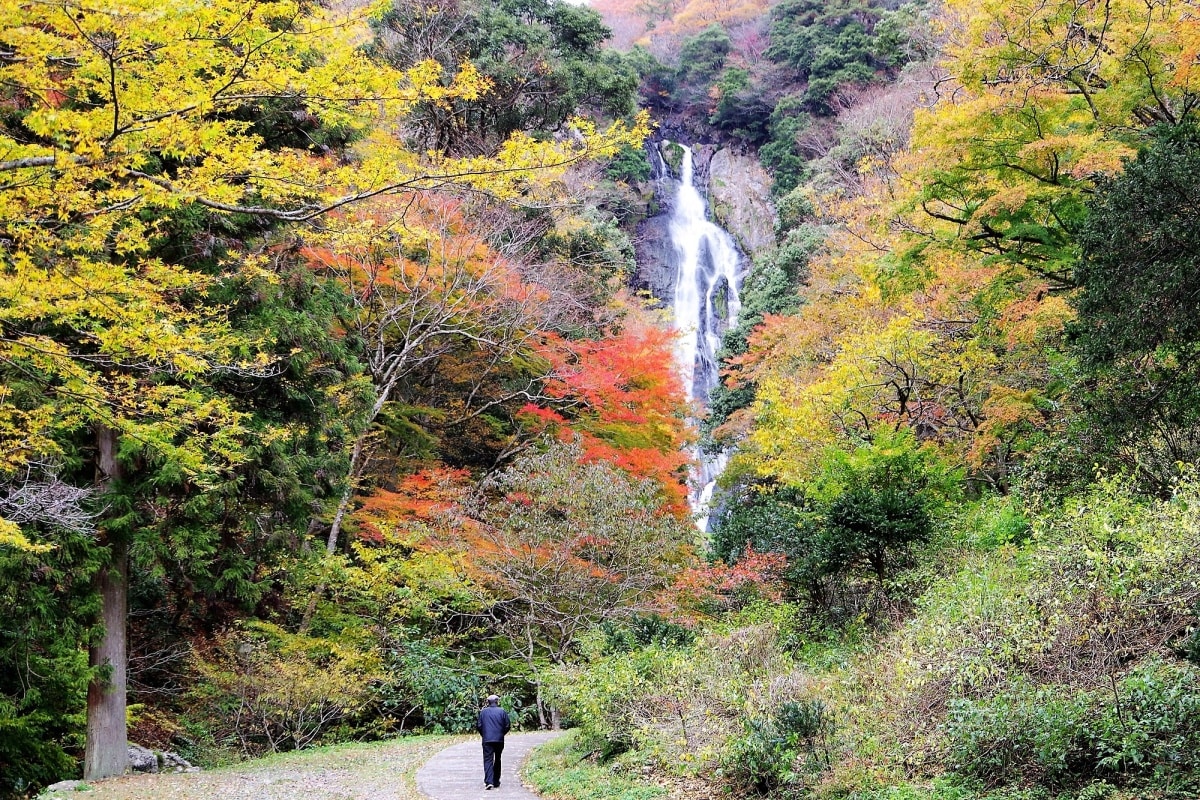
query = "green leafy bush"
(525, 732, 668, 800)
(376, 640, 488, 734)
(721, 698, 835, 793)
(945, 662, 1200, 793)
(1092, 660, 1200, 789)
(605, 145, 653, 184)
(600, 614, 697, 654)
(945, 687, 1096, 790)
(545, 646, 676, 759)
(723, 716, 798, 793)
(0, 529, 98, 799)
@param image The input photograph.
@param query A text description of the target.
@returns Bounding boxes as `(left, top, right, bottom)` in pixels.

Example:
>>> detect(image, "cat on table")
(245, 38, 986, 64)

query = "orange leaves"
(664, 545, 788, 618)
(526, 309, 693, 506)
(353, 466, 473, 542)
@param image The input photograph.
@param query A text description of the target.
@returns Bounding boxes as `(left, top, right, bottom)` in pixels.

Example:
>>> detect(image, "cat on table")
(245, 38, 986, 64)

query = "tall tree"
(372, 0, 640, 155)
(466, 440, 693, 725)
(1070, 125, 1200, 488)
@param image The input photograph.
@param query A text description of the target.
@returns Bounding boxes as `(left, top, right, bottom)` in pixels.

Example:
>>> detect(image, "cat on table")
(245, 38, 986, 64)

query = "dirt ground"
(38, 736, 459, 800)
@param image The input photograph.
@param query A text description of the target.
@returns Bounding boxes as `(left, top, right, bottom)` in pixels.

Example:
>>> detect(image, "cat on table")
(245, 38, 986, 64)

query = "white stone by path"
(416, 732, 562, 800)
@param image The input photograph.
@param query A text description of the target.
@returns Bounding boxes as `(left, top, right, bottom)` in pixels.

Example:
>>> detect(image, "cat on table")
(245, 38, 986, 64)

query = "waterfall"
(657, 143, 745, 529)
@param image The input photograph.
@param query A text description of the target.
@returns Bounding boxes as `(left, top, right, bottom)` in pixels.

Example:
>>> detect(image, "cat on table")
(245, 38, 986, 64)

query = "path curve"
(417, 732, 562, 800)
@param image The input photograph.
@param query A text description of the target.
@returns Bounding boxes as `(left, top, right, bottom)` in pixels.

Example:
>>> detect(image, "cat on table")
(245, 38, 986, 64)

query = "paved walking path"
(417, 732, 563, 800)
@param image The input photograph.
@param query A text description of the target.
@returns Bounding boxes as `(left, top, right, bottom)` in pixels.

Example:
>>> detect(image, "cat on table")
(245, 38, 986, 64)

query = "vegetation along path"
(417, 732, 564, 800)
(36, 735, 567, 800)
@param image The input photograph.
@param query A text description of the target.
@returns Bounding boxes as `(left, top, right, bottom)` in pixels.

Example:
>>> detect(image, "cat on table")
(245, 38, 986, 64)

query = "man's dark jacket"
(477, 705, 510, 742)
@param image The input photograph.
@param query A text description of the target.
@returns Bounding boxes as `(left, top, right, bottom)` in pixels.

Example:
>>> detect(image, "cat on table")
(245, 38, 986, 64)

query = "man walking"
(477, 694, 511, 790)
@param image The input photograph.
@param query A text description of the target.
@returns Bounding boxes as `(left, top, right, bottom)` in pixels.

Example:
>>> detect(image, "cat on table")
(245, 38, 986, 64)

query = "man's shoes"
(485, 785, 494, 790)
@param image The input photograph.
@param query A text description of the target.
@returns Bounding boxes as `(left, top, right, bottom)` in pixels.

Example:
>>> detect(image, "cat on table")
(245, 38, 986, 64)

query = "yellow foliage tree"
(728, 0, 1198, 492)
(0, 0, 645, 778)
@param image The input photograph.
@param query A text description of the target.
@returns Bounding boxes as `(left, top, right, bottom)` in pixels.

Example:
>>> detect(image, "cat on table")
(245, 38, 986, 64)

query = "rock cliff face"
(633, 141, 775, 308)
(708, 149, 776, 256)
(631, 141, 677, 308)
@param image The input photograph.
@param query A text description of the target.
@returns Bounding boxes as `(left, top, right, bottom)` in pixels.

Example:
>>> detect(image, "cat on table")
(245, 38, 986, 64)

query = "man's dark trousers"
(483, 740, 504, 787)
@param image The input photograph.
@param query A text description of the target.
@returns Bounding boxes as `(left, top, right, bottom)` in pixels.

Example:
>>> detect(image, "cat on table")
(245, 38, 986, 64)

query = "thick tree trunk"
(84, 539, 128, 779)
(84, 426, 129, 779)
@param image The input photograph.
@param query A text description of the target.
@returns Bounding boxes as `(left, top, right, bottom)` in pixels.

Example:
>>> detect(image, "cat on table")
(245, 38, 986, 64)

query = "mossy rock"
(661, 141, 685, 177)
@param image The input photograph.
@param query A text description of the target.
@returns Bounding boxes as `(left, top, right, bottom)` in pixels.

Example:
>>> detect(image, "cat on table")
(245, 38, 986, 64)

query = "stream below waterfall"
(652, 142, 746, 529)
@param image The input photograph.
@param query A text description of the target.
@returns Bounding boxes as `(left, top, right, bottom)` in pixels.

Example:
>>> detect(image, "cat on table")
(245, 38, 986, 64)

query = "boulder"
(43, 780, 84, 793)
(128, 744, 158, 773)
(127, 743, 196, 774)
(161, 751, 196, 772)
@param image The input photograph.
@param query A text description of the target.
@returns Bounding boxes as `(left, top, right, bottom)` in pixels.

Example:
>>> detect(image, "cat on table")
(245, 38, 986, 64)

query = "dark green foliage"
(946, 662, 1200, 794)
(1068, 125, 1200, 490)
(710, 484, 809, 565)
(676, 25, 732, 86)
(946, 687, 1096, 791)
(599, 614, 697, 654)
(127, 261, 364, 632)
(712, 431, 955, 618)
(671, 25, 732, 116)
(1179, 624, 1200, 666)
(372, 0, 638, 154)
(379, 641, 490, 734)
(874, 3, 933, 67)
(775, 698, 833, 741)
(605, 145, 653, 184)
(709, 68, 773, 145)
(759, 96, 813, 195)
(722, 698, 835, 793)
(703, 224, 819, 443)
(625, 46, 677, 110)
(820, 482, 929, 586)
(0, 530, 100, 798)
(766, 0, 891, 115)
(538, 217, 636, 282)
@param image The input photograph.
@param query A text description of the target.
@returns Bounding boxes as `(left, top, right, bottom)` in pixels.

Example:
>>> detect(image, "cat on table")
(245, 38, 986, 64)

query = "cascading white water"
(660, 143, 744, 529)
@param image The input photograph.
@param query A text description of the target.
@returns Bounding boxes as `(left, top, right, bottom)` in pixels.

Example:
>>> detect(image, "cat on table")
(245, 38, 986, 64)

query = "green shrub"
(723, 716, 798, 793)
(605, 145, 652, 184)
(545, 647, 676, 759)
(183, 623, 382, 758)
(600, 614, 696, 654)
(945, 687, 1096, 790)
(945, 662, 1200, 793)
(1178, 623, 1200, 666)
(376, 640, 488, 734)
(776, 698, 832, 741)
(525, 732, 667, 800)
(721, 698, 835, 793)
(1092, 660, 1200, 789)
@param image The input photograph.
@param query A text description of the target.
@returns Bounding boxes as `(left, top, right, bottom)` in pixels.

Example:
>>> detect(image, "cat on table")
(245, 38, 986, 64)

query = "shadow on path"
(417, 732, 563, 800)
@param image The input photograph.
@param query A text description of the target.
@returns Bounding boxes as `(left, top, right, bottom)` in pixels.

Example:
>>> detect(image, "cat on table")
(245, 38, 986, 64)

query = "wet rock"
(634, 142, 679, 307)
(634, 207, 677, 308)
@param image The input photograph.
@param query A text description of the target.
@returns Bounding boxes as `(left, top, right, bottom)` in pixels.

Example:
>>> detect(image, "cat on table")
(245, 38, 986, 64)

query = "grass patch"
(525, 731, 666, 800)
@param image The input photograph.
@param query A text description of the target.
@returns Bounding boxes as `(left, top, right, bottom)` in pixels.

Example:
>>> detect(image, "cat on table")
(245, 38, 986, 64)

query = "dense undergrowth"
(546, 479, 1200, 799)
